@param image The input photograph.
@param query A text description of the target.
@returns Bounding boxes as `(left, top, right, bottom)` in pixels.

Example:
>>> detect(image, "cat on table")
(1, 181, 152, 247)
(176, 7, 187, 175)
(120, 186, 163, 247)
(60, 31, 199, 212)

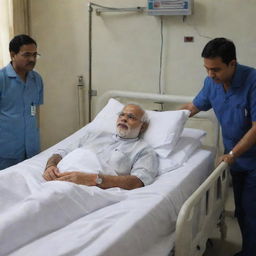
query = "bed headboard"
(96, 90, 220, 155)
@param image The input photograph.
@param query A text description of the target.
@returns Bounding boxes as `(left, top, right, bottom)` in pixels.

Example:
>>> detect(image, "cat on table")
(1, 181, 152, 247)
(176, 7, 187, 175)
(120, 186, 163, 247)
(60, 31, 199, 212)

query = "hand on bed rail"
(217, 153, 236, 166)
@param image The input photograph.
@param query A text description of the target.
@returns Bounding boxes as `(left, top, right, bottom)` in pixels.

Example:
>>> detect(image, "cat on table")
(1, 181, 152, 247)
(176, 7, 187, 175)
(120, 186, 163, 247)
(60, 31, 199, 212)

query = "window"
(0, 0, 13, 67)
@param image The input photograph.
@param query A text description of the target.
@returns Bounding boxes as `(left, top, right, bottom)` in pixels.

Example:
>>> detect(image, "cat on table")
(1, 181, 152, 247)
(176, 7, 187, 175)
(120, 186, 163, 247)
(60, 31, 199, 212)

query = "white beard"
(116, 124, 142, 139)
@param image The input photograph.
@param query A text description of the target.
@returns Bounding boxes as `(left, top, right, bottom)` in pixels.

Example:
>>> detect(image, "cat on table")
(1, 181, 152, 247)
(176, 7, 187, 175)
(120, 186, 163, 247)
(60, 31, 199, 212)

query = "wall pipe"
(77, 75, 86, 128)
(88, 2, 93, 122)
(87, 2, 146, 122)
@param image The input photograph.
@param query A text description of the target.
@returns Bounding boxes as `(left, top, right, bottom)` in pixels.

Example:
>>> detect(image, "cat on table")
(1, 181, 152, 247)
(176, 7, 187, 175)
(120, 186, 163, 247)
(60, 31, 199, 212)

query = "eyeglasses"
(118, 112, 139, 121)
(19, 52, 41, 59)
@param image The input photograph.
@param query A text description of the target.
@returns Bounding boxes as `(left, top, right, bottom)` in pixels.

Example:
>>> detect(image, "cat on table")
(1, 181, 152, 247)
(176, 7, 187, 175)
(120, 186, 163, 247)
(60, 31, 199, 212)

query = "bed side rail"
(174, 161, 229, 256)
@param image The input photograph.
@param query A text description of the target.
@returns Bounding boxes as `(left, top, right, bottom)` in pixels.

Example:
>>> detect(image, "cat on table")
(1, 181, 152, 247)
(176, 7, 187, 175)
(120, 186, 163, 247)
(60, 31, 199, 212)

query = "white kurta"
(56, 131, 159, 186)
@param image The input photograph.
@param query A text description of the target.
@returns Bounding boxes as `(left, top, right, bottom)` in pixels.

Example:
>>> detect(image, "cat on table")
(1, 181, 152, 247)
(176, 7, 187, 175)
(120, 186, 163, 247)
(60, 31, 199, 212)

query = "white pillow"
(158, 128, 206, 175)
(90, 98, 190, 157)
(182, 127, 206, 140)
(89, 98, 123, 134)
(143, 109, 190, 157)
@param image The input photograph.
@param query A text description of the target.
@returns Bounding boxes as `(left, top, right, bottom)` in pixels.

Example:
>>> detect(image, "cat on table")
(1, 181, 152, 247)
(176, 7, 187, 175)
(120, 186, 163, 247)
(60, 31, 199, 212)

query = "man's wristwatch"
(95, 174, 103, 185)
(229, 151, 235, 158)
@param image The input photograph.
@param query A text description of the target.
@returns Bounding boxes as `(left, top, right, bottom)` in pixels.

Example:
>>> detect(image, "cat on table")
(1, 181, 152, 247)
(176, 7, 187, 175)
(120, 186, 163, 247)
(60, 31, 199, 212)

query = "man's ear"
(10, 51, 16, 61)
(140, 122, 148, 135)
(229, 59, 236, 67)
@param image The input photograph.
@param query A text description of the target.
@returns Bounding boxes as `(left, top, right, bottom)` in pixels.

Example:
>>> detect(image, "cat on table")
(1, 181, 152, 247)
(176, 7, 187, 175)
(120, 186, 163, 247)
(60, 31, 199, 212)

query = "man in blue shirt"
(0, 34, 44, 170)
(181, 38, 256, 256)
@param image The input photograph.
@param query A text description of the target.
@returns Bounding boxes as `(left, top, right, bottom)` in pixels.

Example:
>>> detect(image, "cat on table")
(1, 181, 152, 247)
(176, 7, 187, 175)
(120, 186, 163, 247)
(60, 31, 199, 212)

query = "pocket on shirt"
(109, 150, 132, 175)
(235, 104, 251, 131)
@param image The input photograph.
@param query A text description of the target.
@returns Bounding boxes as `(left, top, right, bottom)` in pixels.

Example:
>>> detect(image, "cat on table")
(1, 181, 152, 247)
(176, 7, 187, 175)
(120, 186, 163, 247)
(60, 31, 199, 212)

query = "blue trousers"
(231, 169, 256, 256)
(0, 157, 24, 170)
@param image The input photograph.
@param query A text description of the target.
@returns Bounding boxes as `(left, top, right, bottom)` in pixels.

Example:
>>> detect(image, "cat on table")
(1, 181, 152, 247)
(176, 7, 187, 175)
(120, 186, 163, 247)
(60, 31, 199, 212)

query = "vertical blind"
(0, 0, 13, 67)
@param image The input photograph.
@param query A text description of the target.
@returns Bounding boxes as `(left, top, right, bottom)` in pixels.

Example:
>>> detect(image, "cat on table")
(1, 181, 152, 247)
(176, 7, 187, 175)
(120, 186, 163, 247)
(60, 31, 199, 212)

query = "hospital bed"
(0, 90, 229, 256)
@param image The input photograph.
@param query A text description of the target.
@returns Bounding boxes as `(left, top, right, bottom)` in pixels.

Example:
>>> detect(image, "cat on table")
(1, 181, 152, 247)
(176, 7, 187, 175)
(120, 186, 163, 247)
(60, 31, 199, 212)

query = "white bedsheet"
(0, 123, 214, 256)
(0, 179, 126, 256)
(0, 147, 213, 256)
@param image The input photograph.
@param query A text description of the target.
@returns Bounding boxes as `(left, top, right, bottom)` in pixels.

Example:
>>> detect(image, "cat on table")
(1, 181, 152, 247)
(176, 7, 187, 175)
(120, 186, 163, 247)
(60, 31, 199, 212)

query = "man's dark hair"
(201, 38, 236, 65)
(9, 34, 37, 54)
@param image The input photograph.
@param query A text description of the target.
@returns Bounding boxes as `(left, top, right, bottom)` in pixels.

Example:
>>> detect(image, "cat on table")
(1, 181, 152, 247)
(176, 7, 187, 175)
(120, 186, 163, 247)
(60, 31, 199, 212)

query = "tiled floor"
(203, 187, 242, 256)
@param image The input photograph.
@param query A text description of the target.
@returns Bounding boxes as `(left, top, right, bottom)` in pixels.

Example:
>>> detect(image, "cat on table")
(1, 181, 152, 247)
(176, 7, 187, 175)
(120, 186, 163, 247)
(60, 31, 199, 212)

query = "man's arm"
(53, 145, 156, 189)
(97, 174, 144, 189)
(218, 121, 256, 165)
(54, 147, 157, 189)
(179, 102, 200, 117)
(55, 172, 143, 190)
(43, 154, 62, 181)
(43, 133, 90, 181)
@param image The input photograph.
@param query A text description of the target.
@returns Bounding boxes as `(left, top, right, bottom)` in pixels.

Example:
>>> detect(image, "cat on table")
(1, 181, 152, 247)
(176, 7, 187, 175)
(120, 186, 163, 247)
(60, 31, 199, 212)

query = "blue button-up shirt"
(193, 63, 256, 171)
(0, 63, 44, 159)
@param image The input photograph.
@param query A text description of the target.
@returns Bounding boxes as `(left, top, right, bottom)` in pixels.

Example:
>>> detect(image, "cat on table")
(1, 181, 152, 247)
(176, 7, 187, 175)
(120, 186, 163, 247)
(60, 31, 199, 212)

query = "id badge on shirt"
(244, 108, 248, 117)
(31, 104, 36, 116)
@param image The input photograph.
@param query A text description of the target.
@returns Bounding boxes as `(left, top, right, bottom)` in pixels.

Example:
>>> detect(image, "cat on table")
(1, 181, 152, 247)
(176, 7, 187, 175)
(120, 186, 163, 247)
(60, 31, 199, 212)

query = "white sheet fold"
(57, 148, 102, 173)
(0, 181, 126, 256)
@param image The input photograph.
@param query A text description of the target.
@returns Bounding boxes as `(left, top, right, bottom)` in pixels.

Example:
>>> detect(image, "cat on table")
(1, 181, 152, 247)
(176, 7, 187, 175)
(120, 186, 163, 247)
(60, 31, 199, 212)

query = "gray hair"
(123, 103, 150, 125)
(141, 111, 149, 125)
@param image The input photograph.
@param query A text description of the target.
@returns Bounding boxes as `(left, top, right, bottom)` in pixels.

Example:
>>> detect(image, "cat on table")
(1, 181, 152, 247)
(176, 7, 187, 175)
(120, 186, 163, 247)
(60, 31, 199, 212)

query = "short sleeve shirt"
(193, 64, 256, 171)
(0, 63, 44, 159)
(56, 131, 159, 186)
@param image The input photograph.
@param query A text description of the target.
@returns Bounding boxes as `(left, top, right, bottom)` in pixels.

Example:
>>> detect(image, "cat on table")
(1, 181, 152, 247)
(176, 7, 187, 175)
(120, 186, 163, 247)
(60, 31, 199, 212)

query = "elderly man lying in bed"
(43, 104, 158, 190)
(0, 104, 158, 256)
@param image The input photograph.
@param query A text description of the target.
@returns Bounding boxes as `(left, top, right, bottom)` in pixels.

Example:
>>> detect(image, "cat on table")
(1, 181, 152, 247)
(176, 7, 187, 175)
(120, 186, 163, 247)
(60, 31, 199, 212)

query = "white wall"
(29, 0, 88, 149)
(29, 0, 256, 150)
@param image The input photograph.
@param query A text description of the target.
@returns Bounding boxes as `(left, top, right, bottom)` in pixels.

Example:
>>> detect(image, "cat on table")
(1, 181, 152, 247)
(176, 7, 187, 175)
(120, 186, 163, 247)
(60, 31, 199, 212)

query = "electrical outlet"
(184, 36, 194, 42)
